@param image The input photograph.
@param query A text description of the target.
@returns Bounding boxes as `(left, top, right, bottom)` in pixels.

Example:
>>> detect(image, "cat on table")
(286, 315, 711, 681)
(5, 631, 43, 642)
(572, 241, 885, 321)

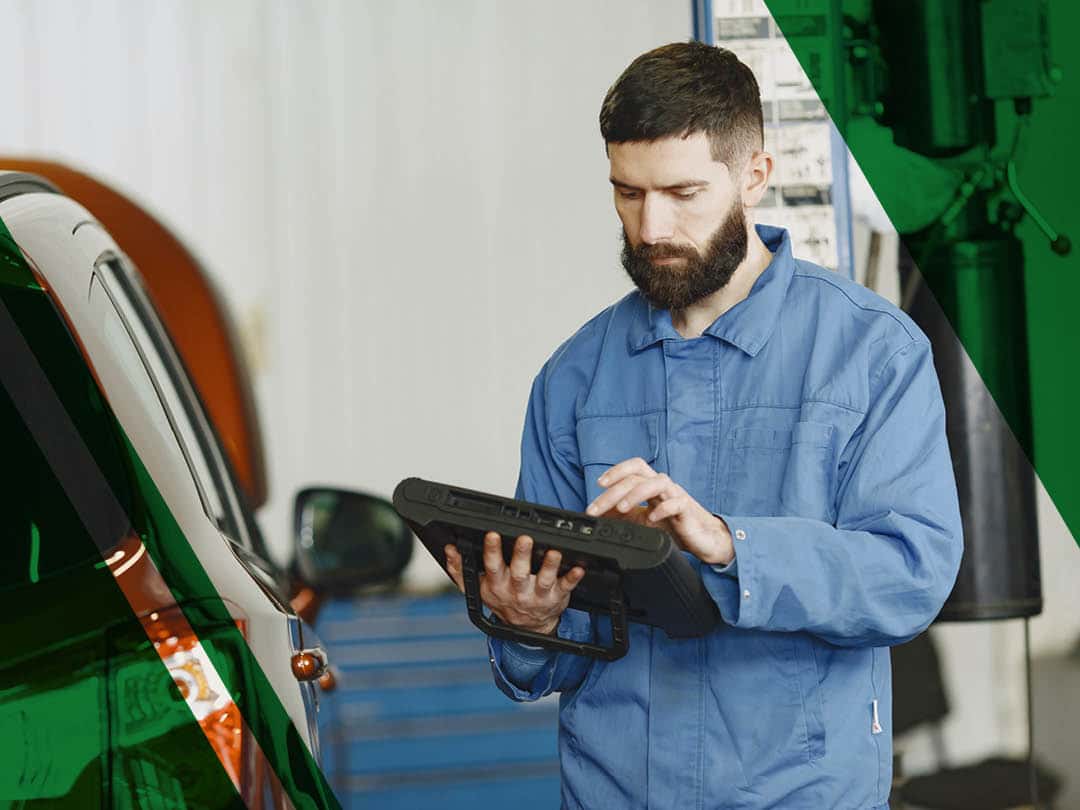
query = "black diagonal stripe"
(0, 297, 132, 551)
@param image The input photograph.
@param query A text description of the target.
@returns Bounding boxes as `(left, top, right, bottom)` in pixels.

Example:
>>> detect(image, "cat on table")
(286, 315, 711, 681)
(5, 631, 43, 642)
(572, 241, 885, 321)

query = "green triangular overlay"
(0, 267, 246, 805)
(761, 0, 1080, 553)
(1, 216, 338, 806)
(0, 459, 246, 810)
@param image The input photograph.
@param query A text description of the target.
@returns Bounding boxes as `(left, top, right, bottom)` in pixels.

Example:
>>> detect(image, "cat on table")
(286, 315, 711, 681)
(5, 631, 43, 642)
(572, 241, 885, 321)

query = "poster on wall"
(712, 0, 852, 275)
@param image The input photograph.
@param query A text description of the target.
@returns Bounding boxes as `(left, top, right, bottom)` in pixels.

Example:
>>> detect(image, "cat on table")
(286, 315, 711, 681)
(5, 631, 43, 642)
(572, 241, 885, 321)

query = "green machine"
(837, 0, 1070, 621)
(811, 1, 1071, 806)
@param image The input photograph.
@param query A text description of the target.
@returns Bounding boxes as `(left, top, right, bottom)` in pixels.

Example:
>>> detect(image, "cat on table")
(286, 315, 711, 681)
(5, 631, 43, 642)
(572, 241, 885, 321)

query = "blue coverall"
(490, 225, 963, 809)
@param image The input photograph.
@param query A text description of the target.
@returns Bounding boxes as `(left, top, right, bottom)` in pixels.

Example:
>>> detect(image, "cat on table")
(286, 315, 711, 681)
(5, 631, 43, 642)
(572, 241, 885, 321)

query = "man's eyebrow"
(609, 177, 710, 190)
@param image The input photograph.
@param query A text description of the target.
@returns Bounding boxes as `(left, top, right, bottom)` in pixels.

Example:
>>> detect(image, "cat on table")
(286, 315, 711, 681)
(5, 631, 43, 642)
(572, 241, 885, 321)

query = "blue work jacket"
(489, 225, 963, 809)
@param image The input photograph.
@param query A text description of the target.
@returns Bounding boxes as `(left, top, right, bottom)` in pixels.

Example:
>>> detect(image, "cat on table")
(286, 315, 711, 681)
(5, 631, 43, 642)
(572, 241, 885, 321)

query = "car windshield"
(1, 284, 138, 591)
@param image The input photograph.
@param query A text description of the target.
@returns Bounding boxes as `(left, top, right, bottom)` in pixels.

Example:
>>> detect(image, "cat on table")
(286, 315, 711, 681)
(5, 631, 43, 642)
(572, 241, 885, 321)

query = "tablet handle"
(460, 545, 629, 661)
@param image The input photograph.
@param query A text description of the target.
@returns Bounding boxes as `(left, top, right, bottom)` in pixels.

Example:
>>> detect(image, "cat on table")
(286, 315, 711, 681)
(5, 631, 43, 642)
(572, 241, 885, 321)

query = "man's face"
(609, 132, 749, 311)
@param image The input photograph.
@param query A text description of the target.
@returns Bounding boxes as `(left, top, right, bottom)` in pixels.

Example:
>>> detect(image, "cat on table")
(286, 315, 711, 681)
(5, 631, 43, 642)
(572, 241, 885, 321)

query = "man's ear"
(741, 150, 774, 208)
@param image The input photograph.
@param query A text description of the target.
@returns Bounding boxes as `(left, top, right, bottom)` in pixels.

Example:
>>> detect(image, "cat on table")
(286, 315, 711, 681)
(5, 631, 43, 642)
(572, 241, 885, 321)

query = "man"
(445, 41, 962, 809)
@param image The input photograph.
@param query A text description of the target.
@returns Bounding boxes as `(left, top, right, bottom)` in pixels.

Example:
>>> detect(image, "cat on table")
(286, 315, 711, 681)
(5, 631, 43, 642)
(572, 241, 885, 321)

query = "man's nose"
(639, 194, 675, 245)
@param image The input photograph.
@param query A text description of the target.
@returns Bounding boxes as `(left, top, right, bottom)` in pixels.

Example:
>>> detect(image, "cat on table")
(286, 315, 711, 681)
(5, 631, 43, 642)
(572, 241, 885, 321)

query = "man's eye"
(674, 190, 699, 200)
(617, 190, 640, 200)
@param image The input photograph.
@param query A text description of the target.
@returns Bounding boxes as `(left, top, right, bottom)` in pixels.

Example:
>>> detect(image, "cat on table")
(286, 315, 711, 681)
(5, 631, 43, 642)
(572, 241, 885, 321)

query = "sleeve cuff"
(488, 608, 593, 700)
(710, 557, 738, 578)
(489, 636, 555, 701)
(702, 515, 761, 629)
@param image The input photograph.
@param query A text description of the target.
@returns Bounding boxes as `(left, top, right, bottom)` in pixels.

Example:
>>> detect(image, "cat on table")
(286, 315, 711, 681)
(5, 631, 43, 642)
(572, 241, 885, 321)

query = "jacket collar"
(627, 224, 795, 357)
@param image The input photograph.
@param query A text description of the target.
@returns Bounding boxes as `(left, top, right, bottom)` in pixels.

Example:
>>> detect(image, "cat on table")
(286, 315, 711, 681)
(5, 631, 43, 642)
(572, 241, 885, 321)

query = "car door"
(87, 251, 329, 802)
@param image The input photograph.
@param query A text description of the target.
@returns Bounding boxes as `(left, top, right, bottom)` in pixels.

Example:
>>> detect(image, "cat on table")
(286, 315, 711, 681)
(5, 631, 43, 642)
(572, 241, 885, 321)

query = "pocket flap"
(733, 421, 834, 450)
(577, 413, 660, 466)
(732, 425, 790, 450)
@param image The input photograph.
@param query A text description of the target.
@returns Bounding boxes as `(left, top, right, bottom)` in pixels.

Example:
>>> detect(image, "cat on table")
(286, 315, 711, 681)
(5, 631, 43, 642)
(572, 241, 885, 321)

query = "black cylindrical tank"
(902, 232, 1042, 620)
(873, 0, 992, 157)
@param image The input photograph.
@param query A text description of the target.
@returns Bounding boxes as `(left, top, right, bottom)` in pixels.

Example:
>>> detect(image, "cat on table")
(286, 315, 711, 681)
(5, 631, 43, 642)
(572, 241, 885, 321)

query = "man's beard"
(620, 202, 748, 311)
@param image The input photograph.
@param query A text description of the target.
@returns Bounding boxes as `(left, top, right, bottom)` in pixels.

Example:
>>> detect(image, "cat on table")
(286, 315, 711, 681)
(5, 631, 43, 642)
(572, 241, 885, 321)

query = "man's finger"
(557, 565, 586, 594)
(535, 549, 562, 591)
(586, 473, 646, 516)
(617, 474, 677, 513)
(482, 532, 507, 583)
(508, 535, 533, 590)
(648, 495, 686, 524)
(444, 544, 466, 593)
(597, 457, 655, 488)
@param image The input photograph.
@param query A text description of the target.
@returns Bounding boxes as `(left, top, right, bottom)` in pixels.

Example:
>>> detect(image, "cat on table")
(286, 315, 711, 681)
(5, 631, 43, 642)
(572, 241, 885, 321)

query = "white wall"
(3, 0, 1078, 779)
(0, 0, 689, 585)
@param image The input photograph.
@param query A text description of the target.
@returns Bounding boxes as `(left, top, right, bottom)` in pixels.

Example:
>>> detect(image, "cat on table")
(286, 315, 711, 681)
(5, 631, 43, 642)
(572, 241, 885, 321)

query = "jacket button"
(734, 529, 746, 541)
(743, 590, 751, 600)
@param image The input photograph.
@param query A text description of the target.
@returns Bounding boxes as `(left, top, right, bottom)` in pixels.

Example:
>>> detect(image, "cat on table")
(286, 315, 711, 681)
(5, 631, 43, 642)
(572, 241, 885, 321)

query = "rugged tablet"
(392, 477, 720, 660)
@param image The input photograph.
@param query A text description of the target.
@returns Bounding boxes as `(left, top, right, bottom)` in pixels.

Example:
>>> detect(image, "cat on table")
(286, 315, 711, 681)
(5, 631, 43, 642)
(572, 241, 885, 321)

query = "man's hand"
(585, 457, 735, 566)
(444, 533, 586, 636)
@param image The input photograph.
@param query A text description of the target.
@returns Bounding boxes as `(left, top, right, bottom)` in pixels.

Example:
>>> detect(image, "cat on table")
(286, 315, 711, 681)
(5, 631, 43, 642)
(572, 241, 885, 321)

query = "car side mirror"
(292, 487, 413, 598)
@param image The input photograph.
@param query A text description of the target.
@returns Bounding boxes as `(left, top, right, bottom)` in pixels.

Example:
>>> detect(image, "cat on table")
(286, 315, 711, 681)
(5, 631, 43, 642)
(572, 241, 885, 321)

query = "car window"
(93, 258, 248, 548)
(1, 287, 134, 590)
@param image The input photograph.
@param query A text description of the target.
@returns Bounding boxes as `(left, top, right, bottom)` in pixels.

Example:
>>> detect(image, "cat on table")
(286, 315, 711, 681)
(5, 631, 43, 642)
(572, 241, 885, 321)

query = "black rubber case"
(392, 477, 720, 660)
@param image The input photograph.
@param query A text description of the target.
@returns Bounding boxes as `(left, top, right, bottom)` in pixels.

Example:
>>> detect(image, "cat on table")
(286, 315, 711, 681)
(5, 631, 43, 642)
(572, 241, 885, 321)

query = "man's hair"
(599, 41, 764, 171)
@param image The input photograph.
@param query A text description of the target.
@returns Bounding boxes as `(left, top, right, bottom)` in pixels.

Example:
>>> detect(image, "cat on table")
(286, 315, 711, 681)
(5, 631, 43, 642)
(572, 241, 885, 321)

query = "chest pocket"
(721, 420, 837, 521)
(577, 413, 662, 506)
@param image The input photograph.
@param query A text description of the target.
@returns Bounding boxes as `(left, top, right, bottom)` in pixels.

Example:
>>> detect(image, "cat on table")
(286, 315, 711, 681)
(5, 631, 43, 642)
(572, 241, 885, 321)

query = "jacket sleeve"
(703, 338, 964, 647)
(489, 369, 596, 702)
